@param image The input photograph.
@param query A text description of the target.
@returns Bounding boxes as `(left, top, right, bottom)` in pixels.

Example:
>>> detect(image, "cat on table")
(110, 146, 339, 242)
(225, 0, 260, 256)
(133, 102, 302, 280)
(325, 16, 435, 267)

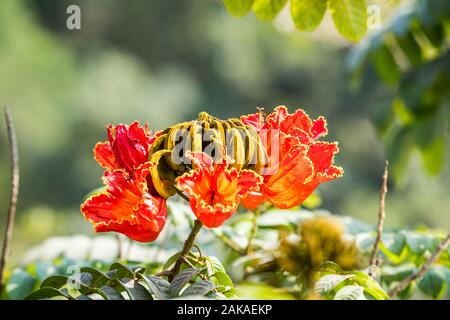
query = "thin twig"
(368, 160, 388, 277)
(115, 234, 123, 261)
(169, 219, 203, 281)
(388, 233, 450, 298)
(176, 189, 190, 202)
(213, 231, 245, 255)
(246, 208, 261, 255)
(155, 270, 174, 278)
(0, 107, 20, 293)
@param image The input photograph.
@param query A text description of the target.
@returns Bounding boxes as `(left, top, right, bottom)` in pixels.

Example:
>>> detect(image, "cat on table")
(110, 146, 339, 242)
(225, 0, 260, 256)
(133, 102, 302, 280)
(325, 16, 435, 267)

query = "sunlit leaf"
(224, 0, 255, 17)
(252, 0, 288, 21)
(328, 0, 367, 42)
(334, 285, 366, 300)
(290, 0, 327, 32)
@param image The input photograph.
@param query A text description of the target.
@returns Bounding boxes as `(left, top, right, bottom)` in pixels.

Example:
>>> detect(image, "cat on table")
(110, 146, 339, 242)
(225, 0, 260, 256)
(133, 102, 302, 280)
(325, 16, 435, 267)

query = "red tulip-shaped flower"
(81, 162, 167, 242)
(176, 152, 262, 228)
(81, 121, 166, 242)
(241, 106, 343, 209)
(94, 121, 154, 174)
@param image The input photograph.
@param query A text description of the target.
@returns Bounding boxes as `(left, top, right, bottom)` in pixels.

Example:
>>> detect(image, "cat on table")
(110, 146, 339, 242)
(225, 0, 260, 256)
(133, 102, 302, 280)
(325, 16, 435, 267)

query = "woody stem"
(169, 219, 203, 281)
(246, 208, 260, 255)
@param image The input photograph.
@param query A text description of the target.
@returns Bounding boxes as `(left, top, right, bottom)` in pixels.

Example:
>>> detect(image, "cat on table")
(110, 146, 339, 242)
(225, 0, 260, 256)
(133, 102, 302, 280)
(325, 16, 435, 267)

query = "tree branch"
(388, 233, 450, 298)
(246, 208, 260, 255)
(368, 160, 388, 277)
(169, 219, 203, 281)
(0, 107, 20, 293)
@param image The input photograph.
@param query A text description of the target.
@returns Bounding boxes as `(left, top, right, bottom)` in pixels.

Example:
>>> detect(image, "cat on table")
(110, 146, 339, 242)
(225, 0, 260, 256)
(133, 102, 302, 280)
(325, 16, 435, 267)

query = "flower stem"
(169, 219, 203, 281)
(0, 107, 20, 294)
(246, 208, 260, 255)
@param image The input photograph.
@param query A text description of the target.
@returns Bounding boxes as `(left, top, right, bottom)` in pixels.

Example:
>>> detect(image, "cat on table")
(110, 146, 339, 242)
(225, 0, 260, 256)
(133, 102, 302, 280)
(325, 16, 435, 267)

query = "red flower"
(94, 121, 154, 174)
(81, 162, 167, 242)
(241, 106, 343, 209)
(176, 152, 262, 228)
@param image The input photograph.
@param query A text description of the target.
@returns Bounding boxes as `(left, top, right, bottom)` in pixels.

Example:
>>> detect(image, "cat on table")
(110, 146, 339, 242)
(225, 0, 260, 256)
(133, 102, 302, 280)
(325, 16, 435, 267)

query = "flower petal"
(94, 142, 117, 171)
(81, 162, 167, 242)
(176, 152, 262, 228)
(107, 121, 153, 174)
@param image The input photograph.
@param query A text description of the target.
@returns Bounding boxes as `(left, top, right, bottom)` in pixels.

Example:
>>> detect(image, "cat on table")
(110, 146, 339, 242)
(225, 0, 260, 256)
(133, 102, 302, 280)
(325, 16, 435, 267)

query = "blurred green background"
(0, 0, 448, 262)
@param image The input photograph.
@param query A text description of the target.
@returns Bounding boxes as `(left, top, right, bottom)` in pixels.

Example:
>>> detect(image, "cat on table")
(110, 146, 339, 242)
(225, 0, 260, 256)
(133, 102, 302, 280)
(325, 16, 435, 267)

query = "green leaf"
(163, 252, 181, 271)
(382, 233, 406, 256)
(396, 32, 423, 67)
(381, 264, 417, 285)
(373, 43, 400, 85)
(5, 269, 36, 300)
(314, 274, 353, 295)
(80, 266, 113, 288)
(25, 287, 72, 300)
(290, 0, 327, 32)
(387, 128, 414, 186)
(169, 268, 202, 297)
(110, 262, 135, 279)
(252, 0, 288, 21)
(334, 285, 366, 300)
(402, 231, 435, 256)
(318, 261, 344, 275)
(212, 271, 235, 297)
(418, 267, 447, 299)
(418, 135, 445, 176)
(95, 285, 124, 300)
(350, 271, 389, 300)
(40, 275, 69, 289)
(181, 280, 215, 297)
(328, 0, 367, 42)
(137, 274, 170, 300)
(116, 278, 153, 300)
(224, 0, 255, 18)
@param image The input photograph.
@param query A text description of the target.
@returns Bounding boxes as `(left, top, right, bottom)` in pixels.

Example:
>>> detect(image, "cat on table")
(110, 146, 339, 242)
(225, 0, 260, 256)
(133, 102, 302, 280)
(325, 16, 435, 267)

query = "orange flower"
(81, 162, 167, 242)
(241, 106, 343, 209)
(176, 152, 262, 228)
(94, 121, 154, 174)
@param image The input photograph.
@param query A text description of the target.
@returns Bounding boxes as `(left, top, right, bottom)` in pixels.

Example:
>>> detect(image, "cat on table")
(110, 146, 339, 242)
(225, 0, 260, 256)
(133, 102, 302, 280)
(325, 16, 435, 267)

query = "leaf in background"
(314, 274, 353, 295)
(80, 266, 113, 288)
(110, 262, 135, 279)
(40, 275, 69, 289)
(301, 192, 322, 209)
(25, 287, 72, 300)
(418, 267, 447, 299)
(373, 43, 400, 86)
(402, 231, 435, 256)
(181, 280, 215, 297)
(396, 32, 423, 67)
(224, 0, 255, 17)
(252, 0, 288, 21)
(418, 135, 445, 176)
(421, 23, 445, 48)
(137, 274, 170, 300)
(381, 233, 407, 256)
(387, 128, 414, 186)
(163, 252, 181, 271)
(290, 0, 327, 32)
(95, 285, 125, 300)
(5, 269, 36, 300)
(334, 285, 366, 300)
(169, 268, 202, 297)
(117, 278, 153, 300)
(328, 0, 367, 42)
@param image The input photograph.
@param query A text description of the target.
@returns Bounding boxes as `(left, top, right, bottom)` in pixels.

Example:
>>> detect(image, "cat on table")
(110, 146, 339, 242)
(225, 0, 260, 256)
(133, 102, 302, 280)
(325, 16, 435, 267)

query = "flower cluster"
(81, 107, 343, 242)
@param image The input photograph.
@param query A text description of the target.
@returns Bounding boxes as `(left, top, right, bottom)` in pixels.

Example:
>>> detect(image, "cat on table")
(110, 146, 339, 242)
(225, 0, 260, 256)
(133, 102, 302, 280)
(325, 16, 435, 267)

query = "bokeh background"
(0, 0, 449, 262)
